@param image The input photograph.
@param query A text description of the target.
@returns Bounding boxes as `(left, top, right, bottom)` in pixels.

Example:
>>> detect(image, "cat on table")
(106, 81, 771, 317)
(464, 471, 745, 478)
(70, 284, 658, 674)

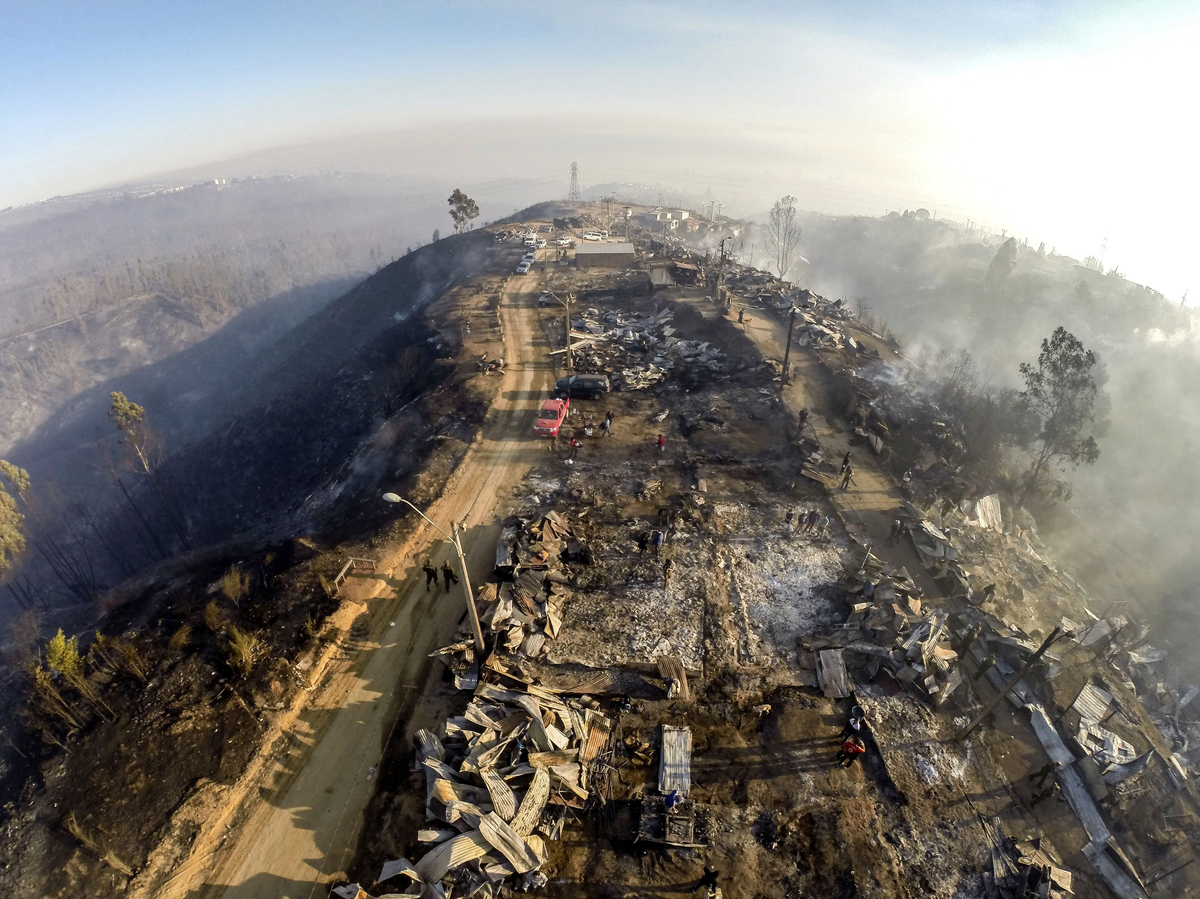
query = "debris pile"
(812, 549, 967, 708)
(561, 307, 726, 390)
(484, 511, 584, 662)
(359, 677, 616, 898)
(982, 818, 1075, 899)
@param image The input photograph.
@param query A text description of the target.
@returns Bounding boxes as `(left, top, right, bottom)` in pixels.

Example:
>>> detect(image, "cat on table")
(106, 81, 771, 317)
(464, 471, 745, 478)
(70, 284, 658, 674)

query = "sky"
(2, 0, 1197, 296)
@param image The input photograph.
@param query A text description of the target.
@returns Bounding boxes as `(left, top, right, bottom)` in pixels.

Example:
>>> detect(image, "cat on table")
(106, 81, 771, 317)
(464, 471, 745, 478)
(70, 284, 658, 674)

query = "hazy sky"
(3, 1, 1197, 296)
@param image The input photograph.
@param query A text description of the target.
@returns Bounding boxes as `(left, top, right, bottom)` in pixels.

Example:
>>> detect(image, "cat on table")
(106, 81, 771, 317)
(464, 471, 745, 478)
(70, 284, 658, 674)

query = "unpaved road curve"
(174, 271, 551, 898)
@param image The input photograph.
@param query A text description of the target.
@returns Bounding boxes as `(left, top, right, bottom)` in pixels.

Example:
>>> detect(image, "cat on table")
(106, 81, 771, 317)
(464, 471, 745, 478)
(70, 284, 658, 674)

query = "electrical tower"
(568, 162, 581, 202)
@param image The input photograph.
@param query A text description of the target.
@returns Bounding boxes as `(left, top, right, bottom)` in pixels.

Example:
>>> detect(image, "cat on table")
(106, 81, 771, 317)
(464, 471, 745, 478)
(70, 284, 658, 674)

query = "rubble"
(389, 666, 617, 899)
(553, 306, 727, 389)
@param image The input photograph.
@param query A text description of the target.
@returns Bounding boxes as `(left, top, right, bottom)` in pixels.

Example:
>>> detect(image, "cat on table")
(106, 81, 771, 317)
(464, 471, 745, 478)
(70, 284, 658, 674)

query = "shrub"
(220, 565, 251, 605)
(168, 624, 191, 654)
(204, 600, 227, 632)
(226, 626, 260, 678)
(65, 812, 134, 876)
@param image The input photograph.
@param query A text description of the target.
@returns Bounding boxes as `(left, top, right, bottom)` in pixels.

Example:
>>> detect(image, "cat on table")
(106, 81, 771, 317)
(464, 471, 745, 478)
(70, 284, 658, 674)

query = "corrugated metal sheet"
(1072, 683, 1114, 724)
(1082, 839, 1149, 899)
(580, 712, 612, 764)
(511, 765, 550, 836)
(559, 669, 616, 694)
(575, 242, 635, 255)
(414, 830, 490, 882)
(657, 656, 691, 701)
(479, 812, 539, 874)
(658, 725, 692, 798)
(481, 767, 517, 821)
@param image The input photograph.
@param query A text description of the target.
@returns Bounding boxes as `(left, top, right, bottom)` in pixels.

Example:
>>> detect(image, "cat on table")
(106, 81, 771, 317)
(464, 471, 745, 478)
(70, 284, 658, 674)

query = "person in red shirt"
(835, 735, 866, 768)
(655, 434, 666, 455)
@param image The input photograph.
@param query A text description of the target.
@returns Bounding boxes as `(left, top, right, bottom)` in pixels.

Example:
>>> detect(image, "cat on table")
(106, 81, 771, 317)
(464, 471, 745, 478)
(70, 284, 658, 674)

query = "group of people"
(421, 560, 459, 593)
(785, 507, 830, 538)
(839, 451, 855, 491)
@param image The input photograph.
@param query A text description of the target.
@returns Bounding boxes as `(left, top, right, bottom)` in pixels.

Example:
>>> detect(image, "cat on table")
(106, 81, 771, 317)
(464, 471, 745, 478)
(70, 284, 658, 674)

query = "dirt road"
(173, 271, 552, 898)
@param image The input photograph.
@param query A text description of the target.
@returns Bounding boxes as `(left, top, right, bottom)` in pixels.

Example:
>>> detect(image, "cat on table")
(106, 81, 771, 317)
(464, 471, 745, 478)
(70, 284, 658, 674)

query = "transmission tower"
(568, 162, 581, 202)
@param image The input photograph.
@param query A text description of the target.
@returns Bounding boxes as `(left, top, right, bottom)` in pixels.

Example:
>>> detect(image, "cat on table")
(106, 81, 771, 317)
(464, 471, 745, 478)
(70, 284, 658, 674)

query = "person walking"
(691, 866, 720, 898)
(839, 715, 863, 742)
(797, 407, 809, 433)
(889, 518, 903, 545)
(663, 558, 675, 590)
(841, 451, 852, 474)
(839, 466, 854, 491)
(1030, 761, 1058, 788)
(651, 529, 664, 556)
(975, 652, 997, 682)
(835, 735, 866, 768)
(569, 437, 582, 460)
(806, 509, 820, 533)
(655, 434, 666, 456)
(422, 561, 439, 592)
(601, 415, 612, 437)
(441, 560, 459, 594)
(1030, 781, 1060, 807)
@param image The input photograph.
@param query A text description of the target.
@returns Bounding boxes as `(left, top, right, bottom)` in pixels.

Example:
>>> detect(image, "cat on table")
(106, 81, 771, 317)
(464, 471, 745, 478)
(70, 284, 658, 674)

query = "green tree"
(768, 195, 802, 280)
(46, 629, 113, 718)
(0, 461, 28, 574)
(108, 392, 190, 550)
(1016, 327, 1108, 507)
(447, 189, 480, 234)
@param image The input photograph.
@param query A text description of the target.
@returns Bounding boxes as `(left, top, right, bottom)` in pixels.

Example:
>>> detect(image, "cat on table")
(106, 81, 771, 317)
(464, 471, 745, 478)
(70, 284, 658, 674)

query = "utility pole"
(565, 292, 573, 370)
(568, 162, 581, 202)
(957, 627, 1062, 742)
(546, 290, 574, 370)
(382, 495, 486, 653)
(780, 305, 797, 390)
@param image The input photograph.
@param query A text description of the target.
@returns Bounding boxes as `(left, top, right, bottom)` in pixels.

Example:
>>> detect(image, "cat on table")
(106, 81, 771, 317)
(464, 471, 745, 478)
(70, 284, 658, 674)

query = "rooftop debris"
(551, 306, 727, 389)
(983, 818, 1075, 899)
(394, 665, 616, 898)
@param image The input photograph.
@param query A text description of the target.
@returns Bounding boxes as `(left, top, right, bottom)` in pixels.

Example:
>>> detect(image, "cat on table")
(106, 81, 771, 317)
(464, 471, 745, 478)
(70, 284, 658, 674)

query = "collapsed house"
(558, 306, 726, 390)
(337, 672, 617, 899)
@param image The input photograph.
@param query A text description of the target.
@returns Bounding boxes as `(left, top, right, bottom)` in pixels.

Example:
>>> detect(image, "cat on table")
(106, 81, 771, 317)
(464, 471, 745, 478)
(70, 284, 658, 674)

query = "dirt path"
(735, 311, 941, 596)
(171, 271, 552, 899)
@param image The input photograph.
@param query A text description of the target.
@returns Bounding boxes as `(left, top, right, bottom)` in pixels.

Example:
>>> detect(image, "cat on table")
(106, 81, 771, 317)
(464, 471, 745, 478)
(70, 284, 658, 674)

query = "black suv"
(554, 373, 611, 400)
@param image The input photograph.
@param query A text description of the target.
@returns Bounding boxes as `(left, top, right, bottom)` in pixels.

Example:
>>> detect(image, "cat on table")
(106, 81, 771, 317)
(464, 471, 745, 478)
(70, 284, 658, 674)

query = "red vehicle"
(533, 397, 570, 437)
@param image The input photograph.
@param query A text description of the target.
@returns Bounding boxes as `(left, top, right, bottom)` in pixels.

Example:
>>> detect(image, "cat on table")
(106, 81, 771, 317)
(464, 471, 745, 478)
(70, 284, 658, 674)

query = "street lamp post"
(382, 493, 487, 652)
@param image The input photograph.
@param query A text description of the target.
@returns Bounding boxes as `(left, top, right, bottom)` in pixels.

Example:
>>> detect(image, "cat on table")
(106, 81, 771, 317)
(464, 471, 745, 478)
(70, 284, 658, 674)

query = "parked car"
(555, 236, 571, 247)
(516, 261, 531, 274)
(537, 292, 558, 307)
(523, 252, 536, 262)
(554, 373, 610, 400)
(533, 397, 570, 436)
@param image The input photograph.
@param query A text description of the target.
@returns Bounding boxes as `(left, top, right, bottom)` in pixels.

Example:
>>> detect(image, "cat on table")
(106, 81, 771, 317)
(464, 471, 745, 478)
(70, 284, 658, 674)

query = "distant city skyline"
(3, 1, 1196, 297)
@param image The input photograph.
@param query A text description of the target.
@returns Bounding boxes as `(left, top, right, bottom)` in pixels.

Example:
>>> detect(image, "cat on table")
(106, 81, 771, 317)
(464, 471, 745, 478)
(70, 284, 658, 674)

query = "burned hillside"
(323, 210, 1200, 899)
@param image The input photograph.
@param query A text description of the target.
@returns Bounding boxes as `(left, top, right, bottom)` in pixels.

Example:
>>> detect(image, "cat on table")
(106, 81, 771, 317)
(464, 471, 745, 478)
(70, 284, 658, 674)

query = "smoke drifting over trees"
(754, 208, 1200, 661)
